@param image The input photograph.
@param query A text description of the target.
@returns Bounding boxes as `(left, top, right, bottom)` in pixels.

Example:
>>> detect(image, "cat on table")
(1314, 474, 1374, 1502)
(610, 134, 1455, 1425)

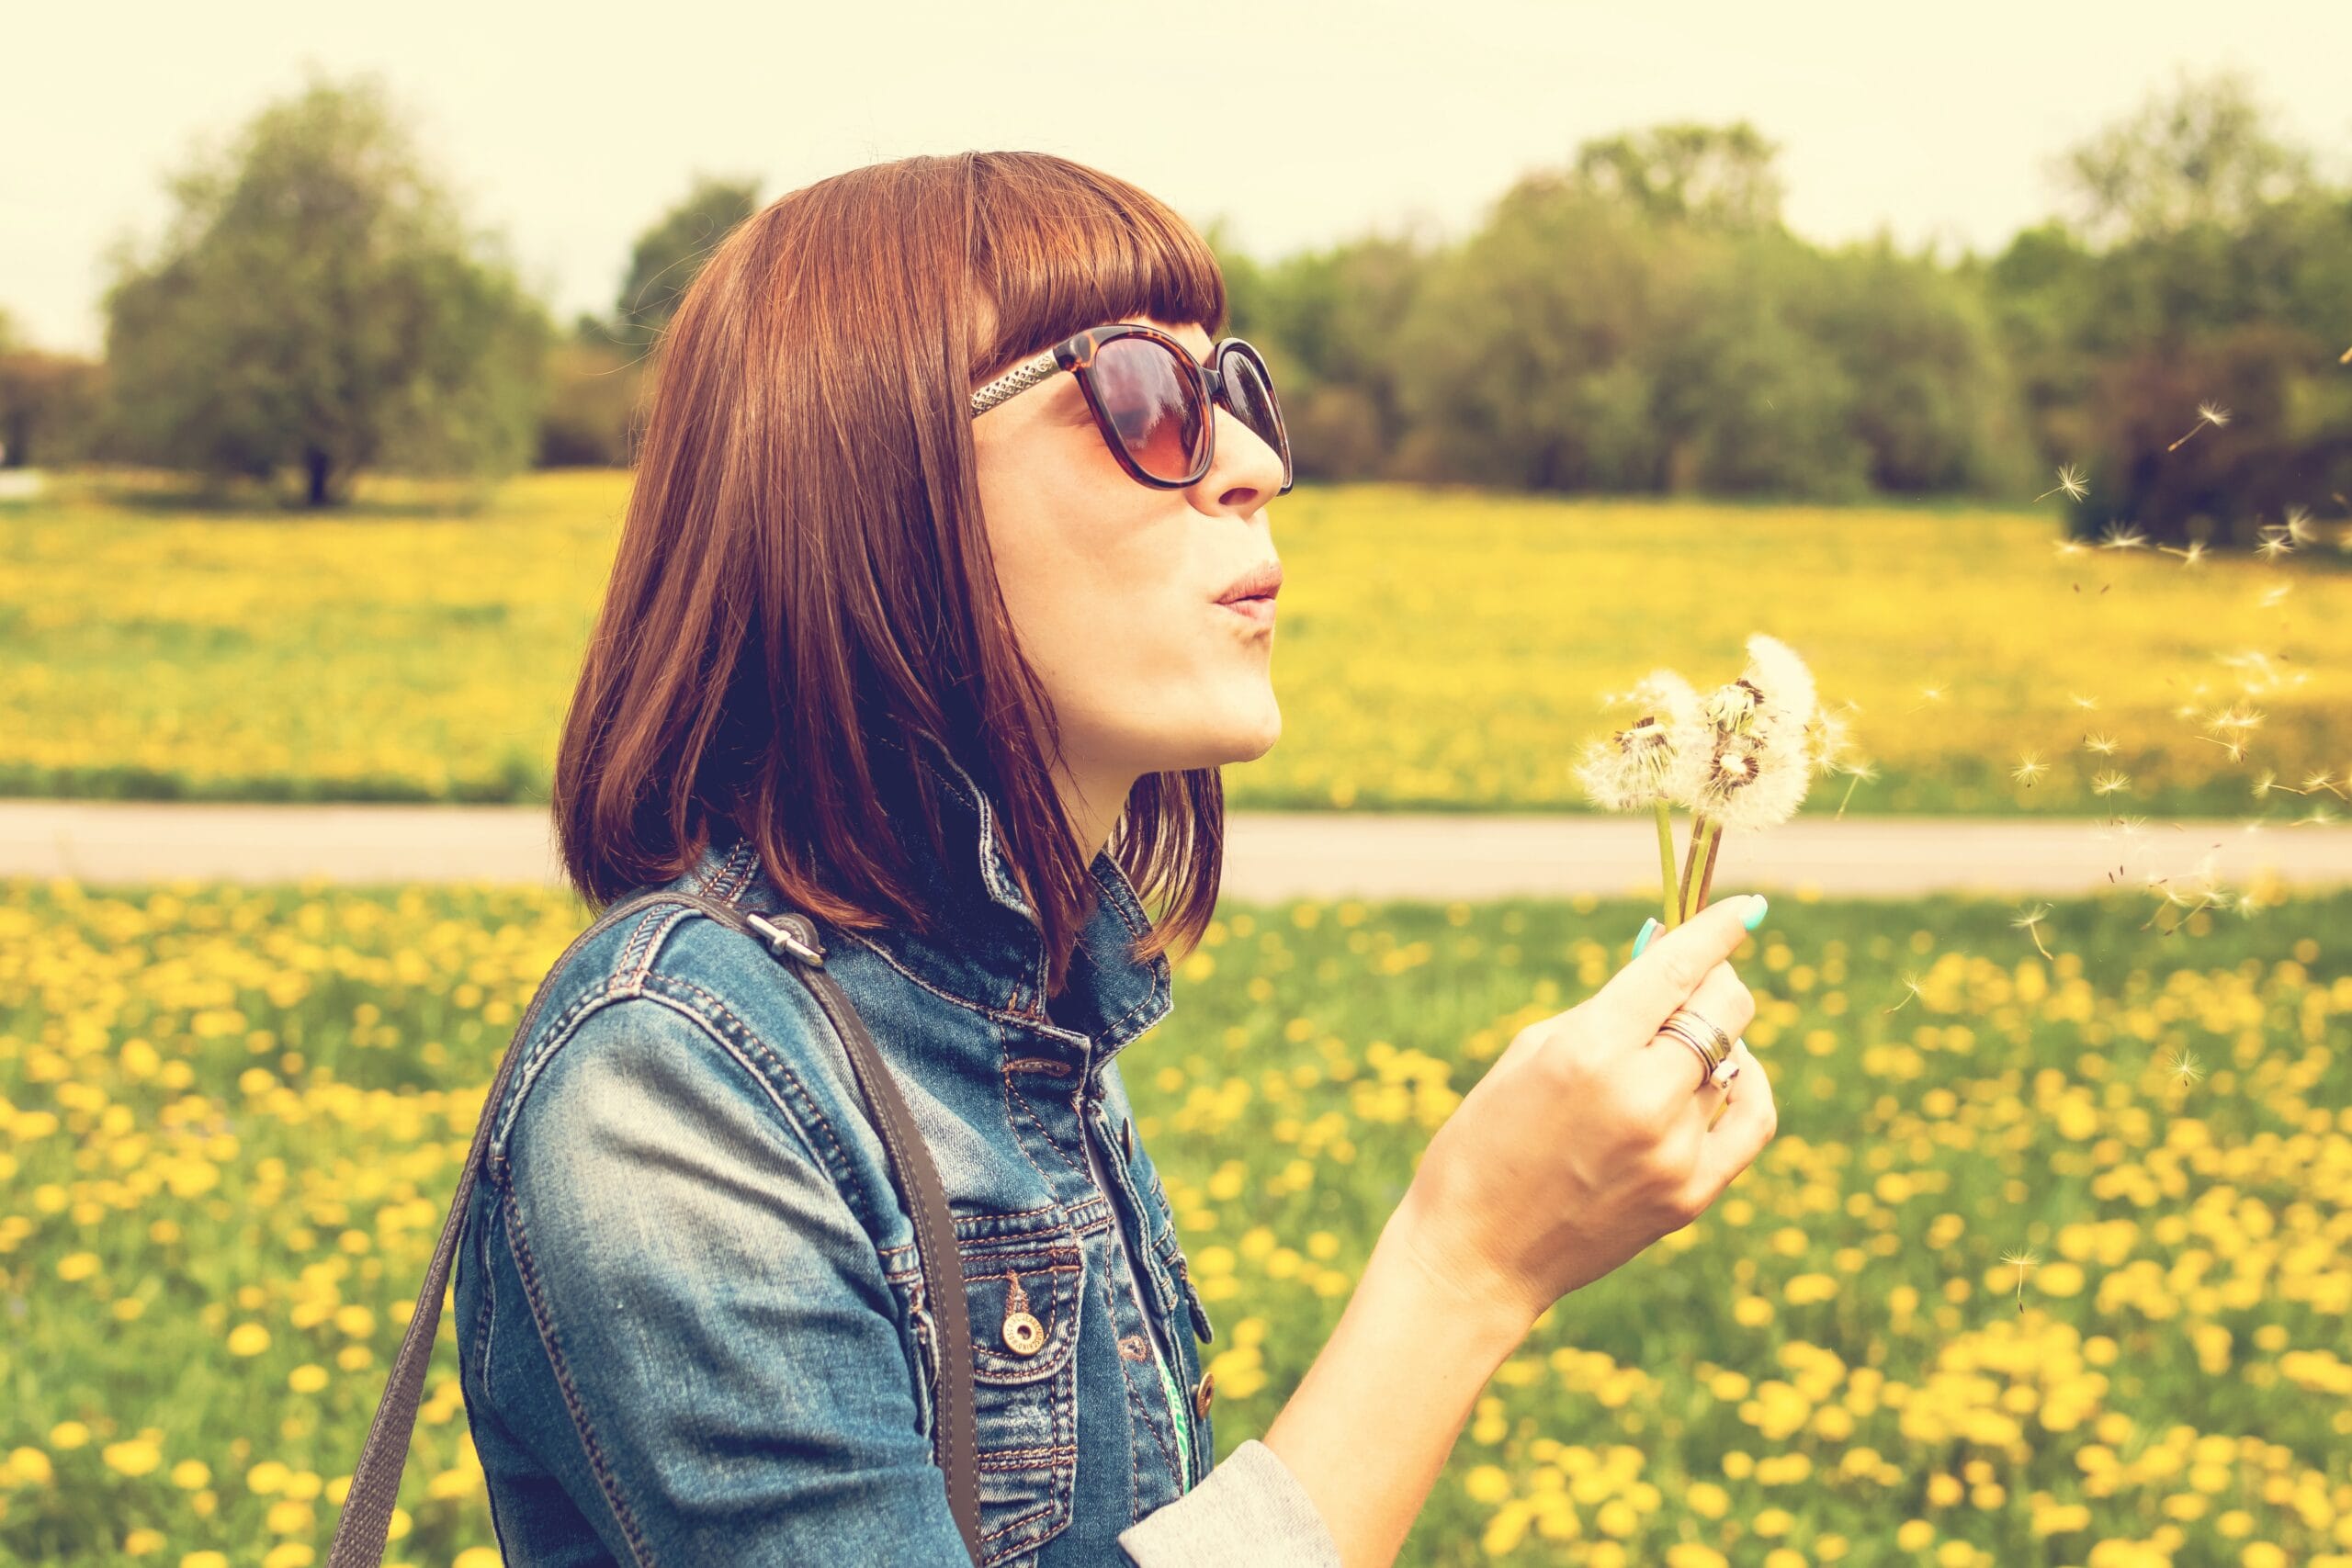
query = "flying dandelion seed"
(2069, 693, 2100, 711)
(2011, 750, 2048, 788)
(2256, 531, 2295, 562)
(2284, 505, 2317, 546)
(2156, 539, 2208, 565)
(2091, 769, 2132, 795)
(2035, 464, 2089, 503)
(1999, 1247, 2041, 1313)
(2052, 537, 2090, 558)
(2010, 903, 2055, 960)
(1834, 757, 1877, 818)
(1901, 683, 1947, 715)
(1883, 972, 1925, 1014)
(2098, 521, 2148, 550)
(2163, 1044, 2205, 1088)
(2084, 732, 2119, 755)
(2166, 401, 2231, 452)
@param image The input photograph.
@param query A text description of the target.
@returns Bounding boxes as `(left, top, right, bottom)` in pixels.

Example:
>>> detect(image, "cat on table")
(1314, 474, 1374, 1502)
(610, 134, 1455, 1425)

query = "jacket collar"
(676, 730, 1171, 1068)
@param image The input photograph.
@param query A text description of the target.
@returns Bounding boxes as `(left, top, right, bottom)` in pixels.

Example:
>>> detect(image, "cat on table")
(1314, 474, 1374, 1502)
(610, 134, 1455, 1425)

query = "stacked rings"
(1658, 1006, 1742, 1092)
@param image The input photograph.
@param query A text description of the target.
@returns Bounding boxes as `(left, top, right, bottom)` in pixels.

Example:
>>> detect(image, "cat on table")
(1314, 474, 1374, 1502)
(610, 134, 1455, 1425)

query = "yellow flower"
(7, 1447, 54, 1485)
(49, 1421, 90, 1450)
(227, 1323, 272, 1357)
(56, 1251, 101, 1281)
(124, 1528, 166, 1555)
(261, 1545, 314, 1568)
(288, 1364, 330, 1393)
(181, 1555, 230, 1568)
(171, 1459, 212, 1489)
(455, 1551, 504, 1568)
(102, 1438, 163, 1476)
(2037, 1261, 2085, 1296)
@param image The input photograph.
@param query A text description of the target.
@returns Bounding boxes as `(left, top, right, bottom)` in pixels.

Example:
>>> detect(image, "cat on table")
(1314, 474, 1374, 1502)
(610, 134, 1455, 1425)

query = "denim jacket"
(453, 733, 1343, 1566)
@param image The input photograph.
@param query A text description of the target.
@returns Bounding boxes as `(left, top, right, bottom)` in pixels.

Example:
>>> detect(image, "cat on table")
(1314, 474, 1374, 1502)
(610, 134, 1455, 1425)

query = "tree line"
(1, 65, 2344, 547)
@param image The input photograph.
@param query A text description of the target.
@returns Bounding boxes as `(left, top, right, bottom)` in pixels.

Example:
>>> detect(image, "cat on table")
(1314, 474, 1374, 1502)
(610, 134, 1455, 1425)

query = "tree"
(608, 175, 762, 349)
(2053, 66, 2321, 248)
(99, 70, 553, 506)
(1988, 67, 2352, 546)
(1570, 120, 1788, 231)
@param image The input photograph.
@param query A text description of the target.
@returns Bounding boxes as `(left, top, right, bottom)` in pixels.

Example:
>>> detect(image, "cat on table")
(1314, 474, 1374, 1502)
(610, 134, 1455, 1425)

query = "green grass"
(3, 875, 2345, 1566)
(5, 469, 2347, 818)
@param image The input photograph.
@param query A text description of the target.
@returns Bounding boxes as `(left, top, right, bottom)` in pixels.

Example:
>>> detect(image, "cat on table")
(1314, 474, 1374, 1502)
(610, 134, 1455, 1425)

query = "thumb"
(1591, 895, 1767, 1042)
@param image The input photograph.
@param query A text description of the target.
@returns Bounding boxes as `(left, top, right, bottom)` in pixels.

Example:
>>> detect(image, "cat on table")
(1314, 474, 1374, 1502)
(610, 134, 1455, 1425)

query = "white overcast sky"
(6, 0, 2347, 355)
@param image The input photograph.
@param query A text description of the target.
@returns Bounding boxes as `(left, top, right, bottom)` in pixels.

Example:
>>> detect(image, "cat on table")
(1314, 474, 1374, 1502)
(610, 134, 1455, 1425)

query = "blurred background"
(4, 4, 2350, 1566)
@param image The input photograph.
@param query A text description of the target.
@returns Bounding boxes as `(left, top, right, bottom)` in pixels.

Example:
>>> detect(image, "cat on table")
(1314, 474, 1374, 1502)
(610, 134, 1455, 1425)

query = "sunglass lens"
(1094, 335, 1206, 483)
(1221, 346, 1290, 487)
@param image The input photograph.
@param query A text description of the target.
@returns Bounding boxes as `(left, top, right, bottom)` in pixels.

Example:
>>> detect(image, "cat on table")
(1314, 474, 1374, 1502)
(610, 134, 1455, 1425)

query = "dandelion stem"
(1679, 816, 1718, 921)
(1655, 799, 1683, 929)
(1693, 821, 1726, 913)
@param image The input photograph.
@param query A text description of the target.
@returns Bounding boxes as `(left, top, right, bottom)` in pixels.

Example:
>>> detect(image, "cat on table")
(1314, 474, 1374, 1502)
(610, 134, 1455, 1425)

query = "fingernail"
(1741, 895, 1770, 931)
(1633, 917, 1660, 956)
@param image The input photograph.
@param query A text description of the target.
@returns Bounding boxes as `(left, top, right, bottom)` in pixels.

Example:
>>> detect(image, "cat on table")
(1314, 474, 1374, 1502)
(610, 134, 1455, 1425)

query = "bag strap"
(327, 887, 985, 1568)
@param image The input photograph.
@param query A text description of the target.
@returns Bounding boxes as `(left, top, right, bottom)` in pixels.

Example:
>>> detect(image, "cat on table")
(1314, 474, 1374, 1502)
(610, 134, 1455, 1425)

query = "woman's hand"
(1393, 894, 1780, 1330)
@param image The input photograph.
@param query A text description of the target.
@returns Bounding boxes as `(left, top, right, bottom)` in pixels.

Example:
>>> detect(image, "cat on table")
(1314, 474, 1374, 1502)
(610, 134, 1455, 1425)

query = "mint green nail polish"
(1741, 895, 1770, 931)
(1633, 917, 1659, 956)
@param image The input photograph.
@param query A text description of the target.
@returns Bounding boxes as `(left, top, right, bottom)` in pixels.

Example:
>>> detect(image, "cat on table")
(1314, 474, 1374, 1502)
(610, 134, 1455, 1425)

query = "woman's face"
(971, 314, 1288, 852)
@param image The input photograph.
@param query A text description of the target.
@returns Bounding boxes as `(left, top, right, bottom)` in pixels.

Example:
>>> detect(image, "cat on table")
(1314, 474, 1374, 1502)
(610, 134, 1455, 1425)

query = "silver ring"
(1666, 1006, 1734, 1059)
(1657, 1016, 1726, 1069)
(1657, 1019, 1745, 1093)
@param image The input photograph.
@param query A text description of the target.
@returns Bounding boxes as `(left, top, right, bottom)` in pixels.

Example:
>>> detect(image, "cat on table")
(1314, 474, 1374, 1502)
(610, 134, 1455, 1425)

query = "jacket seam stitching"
(501, 1178, 661, 1568)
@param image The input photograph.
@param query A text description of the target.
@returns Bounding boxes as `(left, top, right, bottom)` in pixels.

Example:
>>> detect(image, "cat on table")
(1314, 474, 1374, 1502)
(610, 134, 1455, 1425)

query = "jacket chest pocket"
(905, 1220, 1084, 1567)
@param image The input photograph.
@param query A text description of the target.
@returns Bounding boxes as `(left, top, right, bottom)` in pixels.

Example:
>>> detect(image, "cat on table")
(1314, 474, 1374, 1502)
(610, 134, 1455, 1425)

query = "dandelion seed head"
(2197, 401, 2231, 428)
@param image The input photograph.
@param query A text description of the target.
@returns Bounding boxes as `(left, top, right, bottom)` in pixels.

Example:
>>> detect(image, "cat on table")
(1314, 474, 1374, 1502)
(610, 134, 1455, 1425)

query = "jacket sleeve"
(1116, 1438, 1344, 1566)
(495, 993, 976, 1565)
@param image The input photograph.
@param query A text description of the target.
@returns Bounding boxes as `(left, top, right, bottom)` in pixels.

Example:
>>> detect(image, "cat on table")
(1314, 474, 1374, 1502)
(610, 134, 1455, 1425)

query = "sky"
(6, 0, 2347, 356)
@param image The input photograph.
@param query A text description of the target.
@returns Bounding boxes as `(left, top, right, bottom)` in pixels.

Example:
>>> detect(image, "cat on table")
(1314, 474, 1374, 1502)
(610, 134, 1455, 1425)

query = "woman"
(451, 150, 1777, 1567)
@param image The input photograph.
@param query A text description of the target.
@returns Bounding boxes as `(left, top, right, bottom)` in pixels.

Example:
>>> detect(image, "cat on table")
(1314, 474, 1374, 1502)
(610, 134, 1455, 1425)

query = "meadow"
(3, 469, 2347, 818)
(2, 874, 2347, 1567)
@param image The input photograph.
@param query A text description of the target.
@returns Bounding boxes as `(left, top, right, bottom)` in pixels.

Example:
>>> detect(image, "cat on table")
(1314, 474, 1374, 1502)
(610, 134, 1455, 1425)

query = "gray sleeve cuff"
(1116, 1438, 1343, 1566)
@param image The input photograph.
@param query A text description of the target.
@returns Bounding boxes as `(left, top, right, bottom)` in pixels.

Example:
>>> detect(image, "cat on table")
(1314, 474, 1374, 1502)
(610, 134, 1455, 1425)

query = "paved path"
(4, 799, 2346, 901)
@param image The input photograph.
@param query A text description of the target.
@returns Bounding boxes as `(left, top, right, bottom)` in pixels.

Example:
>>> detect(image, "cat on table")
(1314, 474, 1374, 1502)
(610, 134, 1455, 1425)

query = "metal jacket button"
(1192, 1371, 1215, 1418)
(1001, 1271, 1046, 1357)
(1120, 1115, 1134, 1162)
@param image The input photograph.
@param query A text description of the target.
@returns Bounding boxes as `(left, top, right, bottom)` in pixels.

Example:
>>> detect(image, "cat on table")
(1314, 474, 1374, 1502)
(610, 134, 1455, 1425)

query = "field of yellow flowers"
(3, 874, 2346, 1567)
(2, 469, 2346, 817)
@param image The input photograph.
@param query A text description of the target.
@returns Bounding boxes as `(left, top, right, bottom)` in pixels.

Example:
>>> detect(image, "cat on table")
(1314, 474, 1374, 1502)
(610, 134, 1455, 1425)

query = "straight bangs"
(550, 151, 1233, 1001)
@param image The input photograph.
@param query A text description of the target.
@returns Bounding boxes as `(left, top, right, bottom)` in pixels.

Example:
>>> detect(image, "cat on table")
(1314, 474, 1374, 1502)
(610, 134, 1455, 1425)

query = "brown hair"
(551, 151, 1230, 999)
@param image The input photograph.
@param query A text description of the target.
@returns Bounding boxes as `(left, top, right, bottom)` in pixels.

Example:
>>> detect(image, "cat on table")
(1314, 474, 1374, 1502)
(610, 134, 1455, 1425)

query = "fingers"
(1687, 1040, 1778, 1199)
(1590, 895, 1767, 1054)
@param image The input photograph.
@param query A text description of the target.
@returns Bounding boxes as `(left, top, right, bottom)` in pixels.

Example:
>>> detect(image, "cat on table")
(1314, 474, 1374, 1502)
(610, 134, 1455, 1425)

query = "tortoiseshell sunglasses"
(968, 321, 1295, 495)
